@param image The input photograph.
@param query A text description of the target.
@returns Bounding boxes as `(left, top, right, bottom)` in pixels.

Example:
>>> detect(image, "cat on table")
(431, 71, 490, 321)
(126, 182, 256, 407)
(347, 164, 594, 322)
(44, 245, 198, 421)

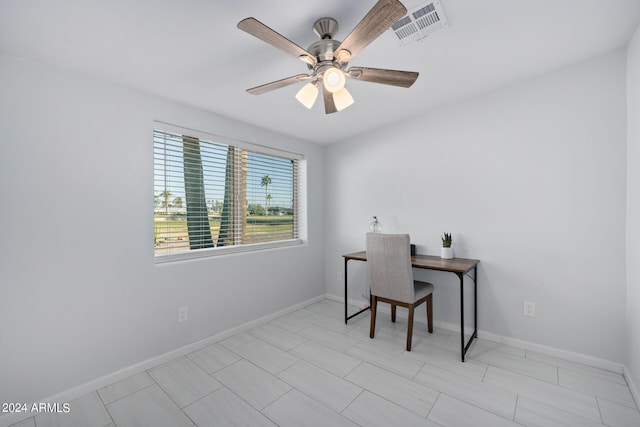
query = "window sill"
(154, 239, 303, 264)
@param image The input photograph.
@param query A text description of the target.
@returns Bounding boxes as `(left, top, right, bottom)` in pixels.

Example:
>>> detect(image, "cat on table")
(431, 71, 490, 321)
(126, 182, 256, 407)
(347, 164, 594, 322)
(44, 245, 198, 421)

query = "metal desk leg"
(344, 258, 348, 324)
(459, 267, 478, 362)
(344, 258, 370, 324)
(473, 265, 478, 341)
(459, 272, 465, 362)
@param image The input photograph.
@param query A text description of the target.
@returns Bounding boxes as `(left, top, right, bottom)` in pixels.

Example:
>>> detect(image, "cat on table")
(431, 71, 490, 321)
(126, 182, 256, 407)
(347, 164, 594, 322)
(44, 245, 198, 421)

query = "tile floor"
(10, 299, 640, 427)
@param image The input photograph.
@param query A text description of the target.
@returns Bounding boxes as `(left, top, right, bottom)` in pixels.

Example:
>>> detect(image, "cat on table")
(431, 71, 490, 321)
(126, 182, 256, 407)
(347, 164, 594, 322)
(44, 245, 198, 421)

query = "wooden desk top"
(343, 251, 479, 274)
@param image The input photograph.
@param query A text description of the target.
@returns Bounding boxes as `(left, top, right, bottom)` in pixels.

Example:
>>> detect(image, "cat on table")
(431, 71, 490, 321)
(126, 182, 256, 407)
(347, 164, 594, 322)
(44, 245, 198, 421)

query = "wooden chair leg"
(406, 304, 414, 351)
(370, 296, 377, 339)
(426, 294, 433, 333)
(391, 304, 396, 322)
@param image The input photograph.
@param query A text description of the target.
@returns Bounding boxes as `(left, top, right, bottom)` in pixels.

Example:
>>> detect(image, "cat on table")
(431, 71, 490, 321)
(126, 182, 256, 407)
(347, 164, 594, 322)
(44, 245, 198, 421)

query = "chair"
(366, 233, 434, 351)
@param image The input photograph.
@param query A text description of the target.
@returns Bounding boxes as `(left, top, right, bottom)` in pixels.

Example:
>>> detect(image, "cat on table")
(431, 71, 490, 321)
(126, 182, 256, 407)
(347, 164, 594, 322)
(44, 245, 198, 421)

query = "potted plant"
(441, 232, 453, 259)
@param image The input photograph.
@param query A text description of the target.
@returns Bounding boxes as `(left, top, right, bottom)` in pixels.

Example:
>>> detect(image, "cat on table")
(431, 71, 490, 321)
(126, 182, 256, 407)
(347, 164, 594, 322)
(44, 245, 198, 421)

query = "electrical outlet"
(523, 300, 535, 317)
(337, 270, 343, 282)
(178, 306, 188, 323)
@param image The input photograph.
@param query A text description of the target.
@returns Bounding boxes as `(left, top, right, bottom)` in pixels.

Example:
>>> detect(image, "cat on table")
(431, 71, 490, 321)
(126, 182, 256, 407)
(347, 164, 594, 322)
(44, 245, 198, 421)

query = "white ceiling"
(1, 0, 639, 145)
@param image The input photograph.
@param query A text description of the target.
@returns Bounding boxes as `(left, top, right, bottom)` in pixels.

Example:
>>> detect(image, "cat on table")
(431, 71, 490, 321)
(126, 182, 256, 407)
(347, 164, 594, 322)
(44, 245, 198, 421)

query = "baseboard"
(5, 293, 631, 427)
(327, 292, 628, 375)
(325, 292, 368, 309)
(0, 294, 325, 427)
(477, 330, 624, 374)
(624, 365, 640, 410)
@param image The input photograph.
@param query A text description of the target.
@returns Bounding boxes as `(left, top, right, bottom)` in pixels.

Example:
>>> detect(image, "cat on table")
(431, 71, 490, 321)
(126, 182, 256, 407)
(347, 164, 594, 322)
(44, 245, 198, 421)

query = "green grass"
(154, 214, 294, 251)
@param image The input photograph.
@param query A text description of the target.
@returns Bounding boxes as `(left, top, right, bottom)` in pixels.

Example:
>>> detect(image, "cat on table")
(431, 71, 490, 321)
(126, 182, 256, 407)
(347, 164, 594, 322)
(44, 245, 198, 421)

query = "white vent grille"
(390, 1, 448, 46)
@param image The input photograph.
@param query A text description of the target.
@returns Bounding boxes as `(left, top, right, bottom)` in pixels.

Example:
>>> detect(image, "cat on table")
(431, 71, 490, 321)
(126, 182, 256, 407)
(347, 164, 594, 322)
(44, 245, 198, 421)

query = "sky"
(153, 129, 294, 211)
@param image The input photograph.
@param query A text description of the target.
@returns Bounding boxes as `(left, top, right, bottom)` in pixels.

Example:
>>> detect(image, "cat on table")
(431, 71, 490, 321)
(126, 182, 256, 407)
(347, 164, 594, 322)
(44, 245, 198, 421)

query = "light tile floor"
(10, 299, 640, 427)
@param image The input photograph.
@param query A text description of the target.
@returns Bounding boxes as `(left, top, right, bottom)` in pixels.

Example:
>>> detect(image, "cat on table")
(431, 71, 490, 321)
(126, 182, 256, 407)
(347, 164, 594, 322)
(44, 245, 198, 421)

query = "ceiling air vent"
(390, 1, 448, 46)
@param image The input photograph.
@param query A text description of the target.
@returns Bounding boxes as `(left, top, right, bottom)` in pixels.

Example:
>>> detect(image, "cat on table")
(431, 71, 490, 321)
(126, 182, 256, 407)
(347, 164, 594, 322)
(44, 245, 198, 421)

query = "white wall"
(0, 36, 634, 412)
(626, 24, 640, 397)
(325, 49, 628, 364)
(0, 52, 325, 406)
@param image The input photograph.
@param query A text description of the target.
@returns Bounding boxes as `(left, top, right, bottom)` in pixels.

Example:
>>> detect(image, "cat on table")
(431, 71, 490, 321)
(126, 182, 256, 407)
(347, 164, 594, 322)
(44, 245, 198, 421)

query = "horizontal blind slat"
(154, 127, 299, 258)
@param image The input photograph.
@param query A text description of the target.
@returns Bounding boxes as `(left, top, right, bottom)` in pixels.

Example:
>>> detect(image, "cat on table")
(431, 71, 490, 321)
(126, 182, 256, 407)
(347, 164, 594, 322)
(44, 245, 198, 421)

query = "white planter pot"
(441, 247, 453, 259)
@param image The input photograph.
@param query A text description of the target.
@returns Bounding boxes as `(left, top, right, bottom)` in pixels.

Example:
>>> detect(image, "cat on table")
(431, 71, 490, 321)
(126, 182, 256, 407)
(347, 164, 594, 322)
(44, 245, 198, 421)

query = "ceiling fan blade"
(247, 74, 311, 95)
(322, 84, 338, 114)
(335, 0, 407, 64)
(347, 67, 419, 88)
(238, 18, 317, 66)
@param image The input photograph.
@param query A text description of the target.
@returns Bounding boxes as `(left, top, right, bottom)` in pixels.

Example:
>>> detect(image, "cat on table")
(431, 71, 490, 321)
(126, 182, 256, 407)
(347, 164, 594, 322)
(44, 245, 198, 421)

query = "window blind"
(153, 125, 302, 261)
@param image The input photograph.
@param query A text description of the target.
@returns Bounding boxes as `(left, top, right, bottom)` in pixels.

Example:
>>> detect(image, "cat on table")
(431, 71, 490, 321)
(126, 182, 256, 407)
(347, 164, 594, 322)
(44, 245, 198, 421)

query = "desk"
(343, 251, 479, 362)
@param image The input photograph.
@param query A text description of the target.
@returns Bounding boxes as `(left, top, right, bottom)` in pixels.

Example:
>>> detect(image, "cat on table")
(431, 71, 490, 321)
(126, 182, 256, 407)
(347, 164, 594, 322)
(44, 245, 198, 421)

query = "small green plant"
(441, 232, 452, 248)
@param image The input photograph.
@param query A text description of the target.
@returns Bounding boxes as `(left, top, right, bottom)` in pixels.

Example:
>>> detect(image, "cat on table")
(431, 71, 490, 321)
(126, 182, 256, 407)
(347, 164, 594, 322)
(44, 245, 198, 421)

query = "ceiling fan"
(237, 0, 419, 114)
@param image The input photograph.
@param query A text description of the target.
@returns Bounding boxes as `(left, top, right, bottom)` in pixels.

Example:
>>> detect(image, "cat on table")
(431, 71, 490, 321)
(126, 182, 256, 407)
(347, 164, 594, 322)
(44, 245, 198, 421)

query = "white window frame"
(153, 121, 306, 263)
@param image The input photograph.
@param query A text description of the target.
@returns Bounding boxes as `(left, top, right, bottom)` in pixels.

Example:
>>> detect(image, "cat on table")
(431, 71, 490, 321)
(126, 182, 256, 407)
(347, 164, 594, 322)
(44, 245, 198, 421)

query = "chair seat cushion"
(413, 281, 434, 302)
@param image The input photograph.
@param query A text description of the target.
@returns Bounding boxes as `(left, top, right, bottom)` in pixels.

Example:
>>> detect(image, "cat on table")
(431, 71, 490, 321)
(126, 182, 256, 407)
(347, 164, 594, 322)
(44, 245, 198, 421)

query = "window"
(153, 122, 304, 262)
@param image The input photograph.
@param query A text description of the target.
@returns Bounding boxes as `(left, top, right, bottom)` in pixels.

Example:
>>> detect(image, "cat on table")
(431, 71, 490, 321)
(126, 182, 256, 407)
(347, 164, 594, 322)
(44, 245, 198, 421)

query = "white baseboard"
(327, 292, 631, 379)
(0, 294, 325, 427)
(4, 293, 635, 427)
(326, 292, 368, 310)
(477, 330, 624, 374)
(624, 366, 640, 410)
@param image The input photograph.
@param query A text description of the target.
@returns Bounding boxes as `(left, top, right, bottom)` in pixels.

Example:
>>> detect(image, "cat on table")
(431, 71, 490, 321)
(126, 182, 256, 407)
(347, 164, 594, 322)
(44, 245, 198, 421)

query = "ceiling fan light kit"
(322, 66, 346, 93)
(295, 81, 320, 109)
(333, 87, 355, 111)
(237, 0, 419, 114)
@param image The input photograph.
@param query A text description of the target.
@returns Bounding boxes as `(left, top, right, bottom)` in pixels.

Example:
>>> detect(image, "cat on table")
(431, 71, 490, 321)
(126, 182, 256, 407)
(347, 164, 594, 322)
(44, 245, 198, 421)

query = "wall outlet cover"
(523, 300, 535, 317)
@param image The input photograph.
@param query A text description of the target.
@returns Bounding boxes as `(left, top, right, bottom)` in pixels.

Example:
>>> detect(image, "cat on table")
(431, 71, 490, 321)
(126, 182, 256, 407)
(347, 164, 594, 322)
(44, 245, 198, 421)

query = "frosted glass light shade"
(295, 82, 319, 109)
(333, 87, 354, 111)
(323, 67, 346, 93)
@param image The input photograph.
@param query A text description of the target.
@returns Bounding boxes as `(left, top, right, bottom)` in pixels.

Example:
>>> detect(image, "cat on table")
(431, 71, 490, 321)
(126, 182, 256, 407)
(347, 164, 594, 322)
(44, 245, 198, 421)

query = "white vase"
(441, 247, 453, 259)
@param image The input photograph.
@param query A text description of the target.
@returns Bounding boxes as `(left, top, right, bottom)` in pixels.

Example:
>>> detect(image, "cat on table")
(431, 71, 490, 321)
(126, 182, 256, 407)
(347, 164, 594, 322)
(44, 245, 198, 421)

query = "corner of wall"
(625, 21, 640, 409)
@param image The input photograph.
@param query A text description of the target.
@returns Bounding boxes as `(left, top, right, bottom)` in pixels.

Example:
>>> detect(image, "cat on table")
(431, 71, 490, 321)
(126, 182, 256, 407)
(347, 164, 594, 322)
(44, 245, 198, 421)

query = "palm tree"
(266, 194, 272, 214)
(261, 175, 271, 215)
(159, 190, 172, 214)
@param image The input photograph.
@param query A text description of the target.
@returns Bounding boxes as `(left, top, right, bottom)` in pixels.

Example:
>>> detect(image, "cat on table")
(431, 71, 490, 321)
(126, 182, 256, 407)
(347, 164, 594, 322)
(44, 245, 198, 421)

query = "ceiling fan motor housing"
(307, 18, 347, 70)
(307, 39, 342, 64)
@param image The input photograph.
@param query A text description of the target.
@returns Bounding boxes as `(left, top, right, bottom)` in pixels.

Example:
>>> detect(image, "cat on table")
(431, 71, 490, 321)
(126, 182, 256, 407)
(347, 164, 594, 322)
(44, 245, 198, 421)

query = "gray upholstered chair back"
(366, 233, 415, 303)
